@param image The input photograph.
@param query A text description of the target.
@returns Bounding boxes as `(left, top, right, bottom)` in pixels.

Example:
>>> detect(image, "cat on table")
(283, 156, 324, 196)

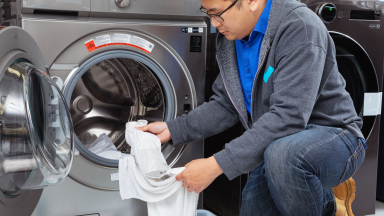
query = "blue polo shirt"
(235, 0, 272, 115)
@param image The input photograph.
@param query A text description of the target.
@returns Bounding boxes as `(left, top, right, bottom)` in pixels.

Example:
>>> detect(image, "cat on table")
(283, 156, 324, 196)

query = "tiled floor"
(371, 201, 384, 216)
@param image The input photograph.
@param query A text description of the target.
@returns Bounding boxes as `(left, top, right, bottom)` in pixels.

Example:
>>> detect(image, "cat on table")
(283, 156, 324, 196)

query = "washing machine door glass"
(0, 60, 74, 197)
(331, 32, 378, 138)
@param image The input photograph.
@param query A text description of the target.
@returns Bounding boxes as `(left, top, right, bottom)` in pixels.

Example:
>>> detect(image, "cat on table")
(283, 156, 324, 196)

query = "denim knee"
(263, 138, 302, 180)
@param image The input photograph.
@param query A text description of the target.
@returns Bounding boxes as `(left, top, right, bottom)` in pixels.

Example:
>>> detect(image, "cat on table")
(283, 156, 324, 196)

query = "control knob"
(115, 0, 130, 8)
(318, 3, 337, 23)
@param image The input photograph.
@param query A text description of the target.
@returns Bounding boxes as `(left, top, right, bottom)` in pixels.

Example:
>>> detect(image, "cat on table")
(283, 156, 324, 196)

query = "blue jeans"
(239, 124, 365, 216)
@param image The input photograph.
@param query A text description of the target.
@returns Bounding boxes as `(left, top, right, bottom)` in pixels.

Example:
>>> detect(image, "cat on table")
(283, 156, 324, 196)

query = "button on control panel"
(115, 0, 130, 8)
(318, 3, 337, 23)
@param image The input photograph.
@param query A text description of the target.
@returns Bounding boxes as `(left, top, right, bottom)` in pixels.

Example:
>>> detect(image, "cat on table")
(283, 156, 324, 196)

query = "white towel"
(86, 133, 123, 160)
(119, 120, 199, 216)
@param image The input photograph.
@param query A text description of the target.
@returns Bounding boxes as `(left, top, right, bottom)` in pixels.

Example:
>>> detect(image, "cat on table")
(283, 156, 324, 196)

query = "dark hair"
(232, 0, 242, 8)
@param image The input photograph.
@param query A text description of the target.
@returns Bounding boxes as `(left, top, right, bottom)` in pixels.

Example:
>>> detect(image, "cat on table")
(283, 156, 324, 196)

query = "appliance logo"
(369, 24, 380, 29)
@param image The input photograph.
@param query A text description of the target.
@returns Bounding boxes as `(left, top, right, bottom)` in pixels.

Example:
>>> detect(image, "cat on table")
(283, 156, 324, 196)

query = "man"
(139, 0, 366, 215)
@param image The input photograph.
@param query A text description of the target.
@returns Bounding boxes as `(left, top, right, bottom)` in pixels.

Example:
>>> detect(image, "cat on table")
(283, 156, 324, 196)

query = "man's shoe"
(333, 178, 356, 216)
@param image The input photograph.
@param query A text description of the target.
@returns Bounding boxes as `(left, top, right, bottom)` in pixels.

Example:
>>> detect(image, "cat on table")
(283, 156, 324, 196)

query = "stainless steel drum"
(0, 60, 74, 197)
(70, 58, 165, 155)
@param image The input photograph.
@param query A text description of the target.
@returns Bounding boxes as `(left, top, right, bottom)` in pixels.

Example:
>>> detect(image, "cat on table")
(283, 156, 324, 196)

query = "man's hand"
(136, 122, 172, 144)
(176, 156, 223, 193)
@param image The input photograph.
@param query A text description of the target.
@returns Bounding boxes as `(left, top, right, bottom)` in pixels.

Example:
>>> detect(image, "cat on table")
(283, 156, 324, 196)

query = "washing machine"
(0, 0, 206, 215)
(301, 1, 383, 215)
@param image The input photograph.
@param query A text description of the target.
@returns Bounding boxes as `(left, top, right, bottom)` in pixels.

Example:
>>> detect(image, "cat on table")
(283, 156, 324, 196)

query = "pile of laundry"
(79, 132, 124, 160)
(78, 120, 199, 216)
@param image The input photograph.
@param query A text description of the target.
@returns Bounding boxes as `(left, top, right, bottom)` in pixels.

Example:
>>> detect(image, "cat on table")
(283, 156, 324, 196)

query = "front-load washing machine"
(0, 0, 207, 215)
(302, 1, 383, 215)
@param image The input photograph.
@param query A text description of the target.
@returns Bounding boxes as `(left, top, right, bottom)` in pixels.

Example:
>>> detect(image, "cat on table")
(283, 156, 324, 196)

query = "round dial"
(318, 3, 337, 23)
(115, 0, 130, 8)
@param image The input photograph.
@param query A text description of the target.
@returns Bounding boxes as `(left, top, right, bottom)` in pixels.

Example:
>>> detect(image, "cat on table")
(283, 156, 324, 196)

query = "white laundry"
(86, 133, 123, 160)
(119, 120, 199, 216)
(78, 132, 98, 146)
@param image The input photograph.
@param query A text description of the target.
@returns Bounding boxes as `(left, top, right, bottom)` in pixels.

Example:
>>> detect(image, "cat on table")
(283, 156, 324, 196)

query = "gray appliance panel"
(22, 0, 91, 15)
(0, 189, 43, 216)
(302, 1, 384, 215)
(90, 0, 204, 19)
(22, 18, 207, 107)
(31, 176, 147, 216)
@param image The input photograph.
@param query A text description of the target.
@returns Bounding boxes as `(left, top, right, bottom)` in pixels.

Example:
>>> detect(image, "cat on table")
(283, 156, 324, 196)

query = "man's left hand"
(176, 156, 224, 193)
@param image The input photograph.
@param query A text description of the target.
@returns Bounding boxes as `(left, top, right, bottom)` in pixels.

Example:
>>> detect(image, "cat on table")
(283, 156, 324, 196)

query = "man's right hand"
(136, 122, 172, 144)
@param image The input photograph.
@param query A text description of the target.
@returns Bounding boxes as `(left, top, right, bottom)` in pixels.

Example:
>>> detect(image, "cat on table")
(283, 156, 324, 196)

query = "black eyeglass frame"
(200, 0, 239, 22)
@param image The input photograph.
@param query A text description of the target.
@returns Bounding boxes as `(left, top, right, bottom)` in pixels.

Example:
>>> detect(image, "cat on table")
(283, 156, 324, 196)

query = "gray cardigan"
(167, 0, 363, 180)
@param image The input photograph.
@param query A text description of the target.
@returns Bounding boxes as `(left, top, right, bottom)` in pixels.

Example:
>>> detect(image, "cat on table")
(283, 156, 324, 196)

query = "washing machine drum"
(0, 60, 74, 197)
(71, 58, 165, 156)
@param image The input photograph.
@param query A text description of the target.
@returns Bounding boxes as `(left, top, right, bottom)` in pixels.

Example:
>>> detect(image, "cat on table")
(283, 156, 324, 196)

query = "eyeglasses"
(200, 0, 238, 23)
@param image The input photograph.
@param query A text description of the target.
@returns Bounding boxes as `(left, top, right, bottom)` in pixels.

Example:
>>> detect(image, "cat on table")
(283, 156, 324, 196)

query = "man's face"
(201, 0, 258, 41)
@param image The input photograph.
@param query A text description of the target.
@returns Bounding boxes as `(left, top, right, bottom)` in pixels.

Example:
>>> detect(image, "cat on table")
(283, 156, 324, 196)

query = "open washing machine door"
(0, 27, 75, 216)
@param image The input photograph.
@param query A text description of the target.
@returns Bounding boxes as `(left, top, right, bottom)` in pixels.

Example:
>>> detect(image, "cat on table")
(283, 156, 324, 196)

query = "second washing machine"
(302, 0, 383, 215)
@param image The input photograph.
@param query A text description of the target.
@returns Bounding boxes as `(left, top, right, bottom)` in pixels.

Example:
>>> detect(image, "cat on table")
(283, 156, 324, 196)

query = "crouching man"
(139, 0, 365, 215)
